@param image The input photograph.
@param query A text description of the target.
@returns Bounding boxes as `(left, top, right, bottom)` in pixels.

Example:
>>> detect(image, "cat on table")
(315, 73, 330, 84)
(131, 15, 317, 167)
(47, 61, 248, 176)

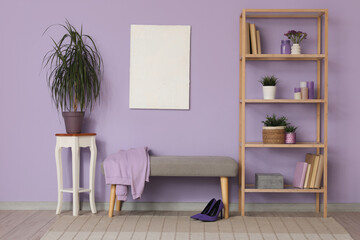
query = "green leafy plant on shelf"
(285, 125, 298, 133)
(262, 114, 288, 126)
(259, 75, 279, 86)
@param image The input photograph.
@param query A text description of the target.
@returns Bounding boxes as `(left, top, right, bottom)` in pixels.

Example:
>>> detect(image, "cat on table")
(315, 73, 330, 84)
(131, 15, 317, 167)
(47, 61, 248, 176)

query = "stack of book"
(245, 23, 262, 54)
(293, 153, 324, 189)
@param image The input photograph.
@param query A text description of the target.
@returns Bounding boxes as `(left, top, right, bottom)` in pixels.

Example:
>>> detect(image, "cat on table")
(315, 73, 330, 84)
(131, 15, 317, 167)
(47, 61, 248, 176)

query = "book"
(310, 154, 320, 188)
(314, 154, 324, 188)
(256, 30, 262, 54)
(304, 153, 316, 188)
(245, 23, 251, 54)
(303, 164, 311, 188)
(293, 162, 308, 188)
(249, 23, 257, 54)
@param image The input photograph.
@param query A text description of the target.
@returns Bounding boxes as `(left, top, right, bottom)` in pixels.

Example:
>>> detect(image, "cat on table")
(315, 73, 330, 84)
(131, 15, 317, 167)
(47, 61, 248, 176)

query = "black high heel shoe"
(190, 198, 216, 220)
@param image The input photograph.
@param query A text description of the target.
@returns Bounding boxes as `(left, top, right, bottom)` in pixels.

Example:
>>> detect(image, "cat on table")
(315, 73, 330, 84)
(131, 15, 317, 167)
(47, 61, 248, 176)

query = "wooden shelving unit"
(239, 9, 328, 217)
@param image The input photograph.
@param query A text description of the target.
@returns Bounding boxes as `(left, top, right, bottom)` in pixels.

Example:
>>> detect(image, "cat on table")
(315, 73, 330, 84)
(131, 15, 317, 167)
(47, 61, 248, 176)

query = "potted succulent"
(261, 114, 288, 144)
(259, 75, 278, 100)
(43, 20, 103, 133)
(284, 30, 308, 55)
(285, 125, 298, 144)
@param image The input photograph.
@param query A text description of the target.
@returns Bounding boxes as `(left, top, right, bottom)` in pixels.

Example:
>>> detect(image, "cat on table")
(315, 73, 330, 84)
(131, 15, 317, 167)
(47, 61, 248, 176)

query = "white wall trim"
(1, 202, 359, 212)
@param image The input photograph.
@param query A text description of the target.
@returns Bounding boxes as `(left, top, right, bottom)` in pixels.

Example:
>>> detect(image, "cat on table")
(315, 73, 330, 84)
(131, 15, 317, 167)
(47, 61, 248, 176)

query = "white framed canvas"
(129, 25, 191, 109)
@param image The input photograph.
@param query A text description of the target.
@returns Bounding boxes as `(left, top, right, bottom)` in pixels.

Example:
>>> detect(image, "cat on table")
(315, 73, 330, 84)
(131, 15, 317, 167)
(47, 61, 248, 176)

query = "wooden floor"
(248, 212, 360, 240)
(0, 210, 359, 240)
(0, 210, 57, 240)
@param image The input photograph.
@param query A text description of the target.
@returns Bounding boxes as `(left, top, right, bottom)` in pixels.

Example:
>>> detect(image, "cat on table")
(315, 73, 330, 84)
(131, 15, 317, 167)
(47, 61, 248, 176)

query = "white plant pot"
(291, 43, 301, 54)
(262, 86, 276, 99)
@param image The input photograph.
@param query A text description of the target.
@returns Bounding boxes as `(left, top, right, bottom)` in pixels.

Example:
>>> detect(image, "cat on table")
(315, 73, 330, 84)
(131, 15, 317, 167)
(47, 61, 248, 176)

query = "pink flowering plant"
(284, 30, 307, 44)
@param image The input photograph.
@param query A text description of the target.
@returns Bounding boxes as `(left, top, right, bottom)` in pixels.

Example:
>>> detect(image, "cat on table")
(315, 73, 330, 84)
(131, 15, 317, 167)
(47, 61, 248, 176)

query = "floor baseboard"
(1, 202, 359, 212)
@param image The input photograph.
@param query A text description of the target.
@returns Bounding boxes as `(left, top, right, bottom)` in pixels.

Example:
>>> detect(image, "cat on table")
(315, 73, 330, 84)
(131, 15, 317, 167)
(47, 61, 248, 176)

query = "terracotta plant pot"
(62, 112, 85, 134)
(262, 126, 285, 144)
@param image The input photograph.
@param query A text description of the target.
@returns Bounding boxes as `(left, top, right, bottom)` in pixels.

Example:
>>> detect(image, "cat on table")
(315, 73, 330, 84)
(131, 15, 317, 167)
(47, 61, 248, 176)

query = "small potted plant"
(284, 30, 307, 54)
(259, 75, 278, 100)
(261, 114, 288, 144)
(285, 125, 298, 144)
(43, 20, 103, 133)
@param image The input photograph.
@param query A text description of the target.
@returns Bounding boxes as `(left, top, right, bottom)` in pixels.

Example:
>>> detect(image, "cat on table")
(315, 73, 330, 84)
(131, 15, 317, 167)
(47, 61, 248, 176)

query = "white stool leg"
(55, 143, 63, 215)
(89, 137, 97, 213)
(72, 140, 80, 216)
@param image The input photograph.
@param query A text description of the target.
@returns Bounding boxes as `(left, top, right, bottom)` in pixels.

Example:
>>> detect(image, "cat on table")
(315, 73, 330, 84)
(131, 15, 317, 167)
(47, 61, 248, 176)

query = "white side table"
(55, 133, 97, 216)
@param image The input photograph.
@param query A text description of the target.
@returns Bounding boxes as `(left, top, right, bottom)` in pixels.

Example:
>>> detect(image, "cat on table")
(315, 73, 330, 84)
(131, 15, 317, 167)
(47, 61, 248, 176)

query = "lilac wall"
(0, 0, 359, 204)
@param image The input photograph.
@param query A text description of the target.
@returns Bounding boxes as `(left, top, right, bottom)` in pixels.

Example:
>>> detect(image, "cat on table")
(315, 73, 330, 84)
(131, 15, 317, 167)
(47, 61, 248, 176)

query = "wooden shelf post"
(239, 8, 247, 217)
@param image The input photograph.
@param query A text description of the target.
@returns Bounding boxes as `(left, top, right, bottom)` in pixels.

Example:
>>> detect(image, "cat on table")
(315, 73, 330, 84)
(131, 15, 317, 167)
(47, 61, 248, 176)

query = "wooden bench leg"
(220, 177, 229, 219)
(116, 200, 121, 212)
(108, 184, 116, 218)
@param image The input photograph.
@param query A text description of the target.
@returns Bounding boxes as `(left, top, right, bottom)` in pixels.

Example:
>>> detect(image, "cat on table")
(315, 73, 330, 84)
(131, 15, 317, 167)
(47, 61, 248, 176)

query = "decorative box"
(255, 173, 284, 189)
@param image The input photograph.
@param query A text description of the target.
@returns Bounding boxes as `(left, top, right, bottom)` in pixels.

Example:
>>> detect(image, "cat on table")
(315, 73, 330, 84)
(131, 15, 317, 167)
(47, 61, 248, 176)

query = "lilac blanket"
(103, 147, 150, 201)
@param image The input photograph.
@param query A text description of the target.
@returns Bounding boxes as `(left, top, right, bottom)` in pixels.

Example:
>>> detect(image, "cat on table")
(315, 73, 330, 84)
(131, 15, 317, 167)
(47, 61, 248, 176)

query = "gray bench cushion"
(150, 156, 238, 177)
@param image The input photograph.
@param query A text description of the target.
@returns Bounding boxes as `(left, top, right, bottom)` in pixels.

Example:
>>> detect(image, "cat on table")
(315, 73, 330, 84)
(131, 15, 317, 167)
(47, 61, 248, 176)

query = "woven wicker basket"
(262, 126, 285, 144)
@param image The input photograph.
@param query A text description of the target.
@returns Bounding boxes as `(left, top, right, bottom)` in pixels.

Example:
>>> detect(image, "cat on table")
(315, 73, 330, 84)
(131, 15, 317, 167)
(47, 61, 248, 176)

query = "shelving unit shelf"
(241, 99, 325, 103)
(245, 188, 325, 193)
(239, 9, 328, 217)
(244, 142, 325, 148)
(242, 54, 325, 61)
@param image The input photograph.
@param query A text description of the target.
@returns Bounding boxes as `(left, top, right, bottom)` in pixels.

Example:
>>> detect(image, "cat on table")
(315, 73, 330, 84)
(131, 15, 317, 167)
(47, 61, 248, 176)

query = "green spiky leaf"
(262, 114, 288, 126)
(259, 75, 279, 86)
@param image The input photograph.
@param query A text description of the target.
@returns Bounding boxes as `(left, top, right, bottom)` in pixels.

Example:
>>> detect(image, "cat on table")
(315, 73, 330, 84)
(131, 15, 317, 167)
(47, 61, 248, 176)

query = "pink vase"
(285, 133, 296, 144)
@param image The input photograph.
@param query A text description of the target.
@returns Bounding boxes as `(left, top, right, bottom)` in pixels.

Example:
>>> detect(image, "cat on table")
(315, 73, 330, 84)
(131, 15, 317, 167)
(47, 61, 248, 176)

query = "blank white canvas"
(129, 25, 191, 109)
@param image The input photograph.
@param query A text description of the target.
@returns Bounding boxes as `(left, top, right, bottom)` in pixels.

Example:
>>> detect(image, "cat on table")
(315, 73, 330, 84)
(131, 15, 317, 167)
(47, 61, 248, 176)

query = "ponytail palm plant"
(43, 20, 103, 113)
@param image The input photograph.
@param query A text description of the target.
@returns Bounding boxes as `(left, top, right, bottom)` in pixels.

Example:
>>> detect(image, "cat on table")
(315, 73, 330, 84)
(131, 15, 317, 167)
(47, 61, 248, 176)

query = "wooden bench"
(108, 156, 238, 219)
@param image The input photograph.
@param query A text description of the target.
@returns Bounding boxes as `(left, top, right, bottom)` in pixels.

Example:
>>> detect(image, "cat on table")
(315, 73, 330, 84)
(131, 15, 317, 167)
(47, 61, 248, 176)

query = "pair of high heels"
(191, 198, 224, 222)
